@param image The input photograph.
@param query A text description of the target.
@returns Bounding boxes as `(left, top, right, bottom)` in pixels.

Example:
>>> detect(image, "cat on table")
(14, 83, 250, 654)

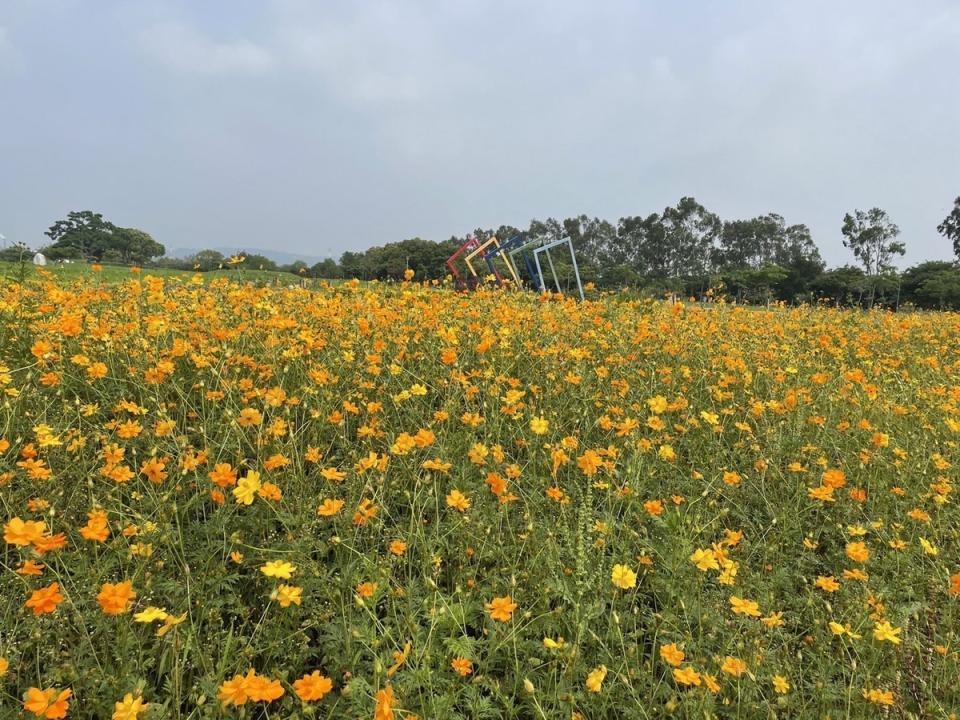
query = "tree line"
(3, 197, 960, 309)
(307, 195, 960, 310)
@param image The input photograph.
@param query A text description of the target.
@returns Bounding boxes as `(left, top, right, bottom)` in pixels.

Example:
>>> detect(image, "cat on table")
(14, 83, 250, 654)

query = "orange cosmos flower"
(374, 685, 397, 720)
(33, 532, 67, 555)
(244, 673, 285, 702)
(576, 450, 603, 476)
(293, 671, 333, 701)
(815, 575, 841, 592)
(673, 666, 701, 686)
(485, 595, 517, 622)
(79, 510, 109, 542)
(317, 498, 345, 517)
(236, 408, 263, 427)
(845, 541, 870, 563)
(208, 463, 237, 487)
(720, 656, 748, 677)
(97, 580, 137, 615)
(356, 582, 377, 598)
(320, 467, 346, 481)
(445, 490, 470, 512)
(218, 675, 248, 706)
(660, 643, 685, 667)
(25, 582, 64, 616)
(17, 560, 45, 576)
(4, 517, 47, 546)
(729, 596, 762, 617)
(23, 687, 72, 719)
(451, 657, 473, 676)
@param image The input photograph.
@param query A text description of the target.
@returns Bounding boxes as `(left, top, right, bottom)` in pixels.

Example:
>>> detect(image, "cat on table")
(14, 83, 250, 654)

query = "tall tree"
(562, 215, 613, 279)
(616, 213, 664, 276)
(111, 228, 165, 264)
(841, 208, 904, 307)
(900, 261, 960, 309)
(774, 223, 824, 302)
(717, 214, 784, 269)
(44, 210, 116, 260)
(841, 208, 904, 276)
(188, 249, 225, 270)
(658, 197, 721, 279)
(43, 211, 163, 263)
(937, 197, 960, 260)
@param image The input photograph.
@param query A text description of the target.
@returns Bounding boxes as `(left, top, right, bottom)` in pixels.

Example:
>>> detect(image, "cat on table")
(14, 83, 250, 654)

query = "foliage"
(1, 274, 960, 719)
(43, 211, 165, 264)
(0, 242, 34, 263)
(841, 208, 905, 277)
(937, 197, 960, 260)
(901, 260, 960, 309)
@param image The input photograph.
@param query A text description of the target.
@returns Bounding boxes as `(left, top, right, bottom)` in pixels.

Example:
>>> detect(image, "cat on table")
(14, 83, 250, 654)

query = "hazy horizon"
(1, 1, 958, 267)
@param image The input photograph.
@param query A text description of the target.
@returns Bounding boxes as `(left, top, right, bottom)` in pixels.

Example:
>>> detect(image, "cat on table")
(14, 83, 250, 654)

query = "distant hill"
(165, 246, 329, 266)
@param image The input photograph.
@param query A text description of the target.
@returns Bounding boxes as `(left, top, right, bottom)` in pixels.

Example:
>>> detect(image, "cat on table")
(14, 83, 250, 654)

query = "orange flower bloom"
(23, 687, 72, 719)
(208, 463, 238, 487)
(4, 517, 47, 546)
(451, 657, 473, 676)
(644, 499, 664, 516)
(949, 573, 960, 596)
(25, 582, 64, 616)
(356, 582, 377, 598)
(79, 510, 109, 542)
(374, 686, 397, 720)
(32, 531, 66, 555)
(293, 671, 333, 701)
(317, 498, 345, 517)
(485, 595, 518, 622)
(97, 580, 137, 615)
(17, 560, 45, 576)
(445, 489, 470, 512)
(245, 673, 285, 702)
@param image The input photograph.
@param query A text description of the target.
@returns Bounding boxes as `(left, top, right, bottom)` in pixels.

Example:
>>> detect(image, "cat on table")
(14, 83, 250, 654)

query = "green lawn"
(0, 260, 316, 286)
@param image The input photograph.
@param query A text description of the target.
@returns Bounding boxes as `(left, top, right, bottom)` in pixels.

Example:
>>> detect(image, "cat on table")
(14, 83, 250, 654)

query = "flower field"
(2, 270, 960, 719)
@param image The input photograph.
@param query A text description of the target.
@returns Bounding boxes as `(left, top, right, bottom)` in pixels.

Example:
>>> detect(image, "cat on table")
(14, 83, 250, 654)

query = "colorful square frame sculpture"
(449, 232, 584, 299)
(532, 237, 584, 300)
(464, 236, 509, 286)
(480, 234, 525, 288)
(508, 236, 549, 291)
(445, 236, 480, 290)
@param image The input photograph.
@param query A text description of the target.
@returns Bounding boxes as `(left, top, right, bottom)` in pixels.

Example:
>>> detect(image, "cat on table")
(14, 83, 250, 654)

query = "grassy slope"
(0, 260, 314, 286)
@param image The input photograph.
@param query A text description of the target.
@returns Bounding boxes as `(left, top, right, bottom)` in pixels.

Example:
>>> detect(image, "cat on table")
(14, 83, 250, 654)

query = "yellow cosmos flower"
(611, 564, 637, 589)
(260, 560, 296, 579)
(585, 665, 608, 693)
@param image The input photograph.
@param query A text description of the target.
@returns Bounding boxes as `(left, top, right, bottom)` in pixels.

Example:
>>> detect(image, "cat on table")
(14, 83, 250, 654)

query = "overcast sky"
(1, 0, 958, 266)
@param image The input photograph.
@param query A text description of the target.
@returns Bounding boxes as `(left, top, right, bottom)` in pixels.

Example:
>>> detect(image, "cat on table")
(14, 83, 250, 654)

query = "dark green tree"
(109, 228, 165, 264)
(188, 250, 225, 271)
(339, 251, 368, 279)
(235, 252, 277, 271)
(310, 258, 342, 279)
(841, 208, 904, 308)
(900, 261, 960, 309)
(937, 197, 960, 259)
(811, 266, 868, 307)
(44, 211, 116, 260)
(43, 211, 163, 263)
(658, 197, 721, 280)
(615, 213, 665, 276)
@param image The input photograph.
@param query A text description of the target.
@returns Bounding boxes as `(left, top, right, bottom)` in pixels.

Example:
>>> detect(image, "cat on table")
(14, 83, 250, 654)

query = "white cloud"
(139, 20, 274, 76)
(271, 2, 476, 106)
